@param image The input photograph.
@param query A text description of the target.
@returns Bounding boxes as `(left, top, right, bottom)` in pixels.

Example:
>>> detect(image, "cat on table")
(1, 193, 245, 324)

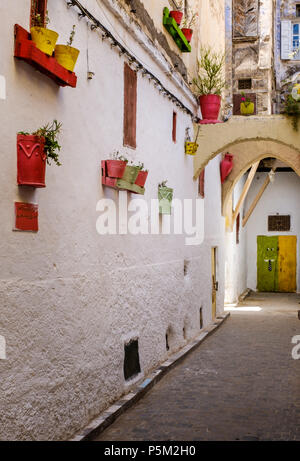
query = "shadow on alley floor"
(94, 292, 300, 441)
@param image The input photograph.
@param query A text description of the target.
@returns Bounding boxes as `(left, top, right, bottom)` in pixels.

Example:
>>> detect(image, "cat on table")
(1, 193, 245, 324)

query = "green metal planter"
(122, 165, 140, 184)
(158, 186, 173, 215)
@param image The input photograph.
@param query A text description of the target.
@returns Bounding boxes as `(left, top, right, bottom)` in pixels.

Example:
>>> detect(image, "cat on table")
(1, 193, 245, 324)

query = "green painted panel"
(257, 236, 279, 292)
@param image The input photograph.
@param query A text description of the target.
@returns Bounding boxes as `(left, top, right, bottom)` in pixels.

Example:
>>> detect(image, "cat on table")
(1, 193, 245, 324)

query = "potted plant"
(220, 153, 234, 183)
(158, 180, 174, 215)
(55, 25, 80, 72)
(193, 47, 225, 121)
(17, 120, 62, 187)
(240, 92, 254, 115)
(122, 160, 140, 184)
(30, 2, 59, 56)
(135, 162, 148, 187)
(169, 0, 184, 25)
(283, 94, 300, 131)
(106, 151, 128, 178)
(181, 9, 198, 43)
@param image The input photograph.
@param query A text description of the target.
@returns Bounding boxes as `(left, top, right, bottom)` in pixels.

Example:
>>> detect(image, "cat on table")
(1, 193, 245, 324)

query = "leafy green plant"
(158, 180, 168, 188)
(283, 95, 300, 131)
(193, 47, 225, 96)
(67, 25, 76, 47)
(19, 120, 62, 166)
(182, 9, 198, 29)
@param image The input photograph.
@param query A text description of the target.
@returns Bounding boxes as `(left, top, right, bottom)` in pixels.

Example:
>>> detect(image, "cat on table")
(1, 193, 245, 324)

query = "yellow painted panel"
(278, 236, 297, 292)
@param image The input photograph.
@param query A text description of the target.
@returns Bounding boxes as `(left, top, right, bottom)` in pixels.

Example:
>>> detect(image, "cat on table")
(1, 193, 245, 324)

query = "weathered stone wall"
(229, 0, 275, 114)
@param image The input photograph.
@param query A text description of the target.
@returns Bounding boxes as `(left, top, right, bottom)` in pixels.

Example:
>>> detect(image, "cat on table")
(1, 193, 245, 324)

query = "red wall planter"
(17, 134, 47, 187)
(181, 28, 193, 43)
(14, 24, 77, 88)
(135, 170, 148, 187)
(169, 11, 183, 25)
(106, 160, 127, 178)
(220, 153, 234, 184)
(199, 94, 221, 121)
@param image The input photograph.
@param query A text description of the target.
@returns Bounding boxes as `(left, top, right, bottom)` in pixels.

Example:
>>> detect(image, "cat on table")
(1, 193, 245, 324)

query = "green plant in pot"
(158, 180, 174, 215)
(30, 1, 59, 56)
(122, 160, 140, 184)
(240, 92, 254, 115)
(283, 94, 300, 131)
(193, 47, 225, 121)
(181, 9, 198, 43)
(55, 25, 80, 72)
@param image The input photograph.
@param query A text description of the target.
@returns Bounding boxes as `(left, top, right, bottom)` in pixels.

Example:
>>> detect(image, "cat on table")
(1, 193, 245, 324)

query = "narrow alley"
(94, 293, 300, 441)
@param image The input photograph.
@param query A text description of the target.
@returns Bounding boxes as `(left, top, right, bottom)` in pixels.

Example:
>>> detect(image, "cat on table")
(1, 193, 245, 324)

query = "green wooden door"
(257, 236, 279, 292)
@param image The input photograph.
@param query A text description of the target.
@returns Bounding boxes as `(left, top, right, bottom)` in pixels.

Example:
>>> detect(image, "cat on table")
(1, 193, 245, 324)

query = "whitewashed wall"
(245, 171, 300, 290)
(0, 0, 226, 440)
(224, 174, 247, 304)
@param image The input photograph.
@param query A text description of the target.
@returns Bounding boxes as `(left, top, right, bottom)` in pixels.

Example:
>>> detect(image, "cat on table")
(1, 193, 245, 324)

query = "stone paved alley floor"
(94, 293, 300, 441)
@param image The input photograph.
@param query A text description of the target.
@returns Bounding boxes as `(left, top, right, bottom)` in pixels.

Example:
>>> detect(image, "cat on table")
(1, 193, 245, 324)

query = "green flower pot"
(240, 102, 254, 115)
(122, 165, 140, 184)
(158, 187, 173, 215)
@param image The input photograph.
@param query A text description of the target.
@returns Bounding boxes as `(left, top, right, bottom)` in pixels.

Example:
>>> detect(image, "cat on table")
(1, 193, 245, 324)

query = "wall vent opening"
(268, 215, 291, 231)
(184, 259, 189, 276)
(200, 307, 203, 329)
(166, 333, 170, 351)
(238, 78, 252, 90)
(124, 339, 141, 381)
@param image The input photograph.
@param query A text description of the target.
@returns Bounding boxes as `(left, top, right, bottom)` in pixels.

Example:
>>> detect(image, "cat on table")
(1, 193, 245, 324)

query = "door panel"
(211, 247, 217, 319)
(278, 236, 297, 292)
(257, 236, 278, 292)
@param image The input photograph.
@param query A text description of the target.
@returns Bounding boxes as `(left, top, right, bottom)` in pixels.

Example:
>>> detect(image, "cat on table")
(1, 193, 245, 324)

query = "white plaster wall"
(0, 0, 226, 440)
(245, 171, 300, 290)
(224, 174, 248, 304)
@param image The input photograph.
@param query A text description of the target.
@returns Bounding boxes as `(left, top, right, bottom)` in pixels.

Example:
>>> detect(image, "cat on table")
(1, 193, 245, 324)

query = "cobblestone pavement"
(94, 293, 300, 441)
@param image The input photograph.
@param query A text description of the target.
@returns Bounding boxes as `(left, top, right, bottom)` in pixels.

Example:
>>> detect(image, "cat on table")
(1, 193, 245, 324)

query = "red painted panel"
(123, 63, 137, 148)
(172, 112, 177, 143)
(199, 168, 205, 198)
(15, 202, 38, 232)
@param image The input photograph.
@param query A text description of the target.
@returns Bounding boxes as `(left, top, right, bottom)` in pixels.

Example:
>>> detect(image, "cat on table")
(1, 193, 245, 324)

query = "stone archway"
(193, 115, 300, 215)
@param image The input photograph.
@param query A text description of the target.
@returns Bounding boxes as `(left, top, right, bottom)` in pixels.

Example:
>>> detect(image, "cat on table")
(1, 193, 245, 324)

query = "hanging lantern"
(220, 153, 233, 184)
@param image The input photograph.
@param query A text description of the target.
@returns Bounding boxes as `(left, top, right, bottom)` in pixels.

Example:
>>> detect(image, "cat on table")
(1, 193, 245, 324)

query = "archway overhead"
(193, 116, 300, 215)
(193, 115, 300, 179)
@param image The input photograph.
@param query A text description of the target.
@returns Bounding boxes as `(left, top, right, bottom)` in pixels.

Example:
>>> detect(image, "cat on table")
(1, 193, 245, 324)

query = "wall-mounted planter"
(220, 153, 233, 184)
(185, 142, 198, 156)
(55, 45, 80, 72)
(17, 134, 46, 187)
(158, 186, 173, 215)
(106, 160, 127, 178)
(101, 161, 145, 195)
(240, 102, 255, 115)
(163, 8, 191, 53)
(30, 27, 58, 56)
(14, 24, 77, 88)
(135, 170, 148, 187)
(169, 10, 183, 25)
(181, 28, 193, 43)
(199, 94, 221, 121)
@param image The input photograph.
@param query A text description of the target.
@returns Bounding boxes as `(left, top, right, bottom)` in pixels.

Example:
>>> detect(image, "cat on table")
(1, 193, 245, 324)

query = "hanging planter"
(158, 181, 173, 215)
(122, 165, 140, 184)
(185, 126, 200, 156)
(106, 160, 127, 178)
(240, 92, 254, 115)
(55, 25, 79, 72)
(181, 28, 193, 43)
(220, 153, 233, 184)
(17, 134, 46, 187)
(17, 120, 62, 188)
(135, 169, 148, 187)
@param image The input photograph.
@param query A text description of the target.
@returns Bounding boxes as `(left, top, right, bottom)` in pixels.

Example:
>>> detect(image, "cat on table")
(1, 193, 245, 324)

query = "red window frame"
(30, 0, 48, 28)
(172, 112, 177, 143)
(123, 63, 137, 149)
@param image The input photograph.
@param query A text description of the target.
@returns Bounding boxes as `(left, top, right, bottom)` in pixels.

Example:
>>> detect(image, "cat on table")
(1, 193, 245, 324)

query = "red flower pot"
(17, 134, 46, 187)
(106, 160, 127, 178)
(181, 28, 193, 43)
(135, 170, 148, 187)
(169, 11, 183, 25)
(199, 94, 221, 121)
(220, 153, 233, 184)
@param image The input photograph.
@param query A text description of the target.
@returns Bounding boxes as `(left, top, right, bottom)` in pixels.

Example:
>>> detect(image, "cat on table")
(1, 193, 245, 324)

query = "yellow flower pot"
(54, 45, 80, 72)
(30, 27, 59, 56)
(185, 142, 198, 156)
(240, 102, 254, 115)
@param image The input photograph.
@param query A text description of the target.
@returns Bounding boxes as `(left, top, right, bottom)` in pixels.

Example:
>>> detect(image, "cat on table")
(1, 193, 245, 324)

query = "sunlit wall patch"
(0, 75, 6, 100)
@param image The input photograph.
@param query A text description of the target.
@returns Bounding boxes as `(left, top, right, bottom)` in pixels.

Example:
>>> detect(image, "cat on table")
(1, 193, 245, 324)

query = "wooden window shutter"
(281, 20, 292, 60)
(123, 63, 137, 149)
(199, 168, 205, 198)
(30, 0, 48, 28)
(236, 213, 240, 244)
(172, 112, 177, 143)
